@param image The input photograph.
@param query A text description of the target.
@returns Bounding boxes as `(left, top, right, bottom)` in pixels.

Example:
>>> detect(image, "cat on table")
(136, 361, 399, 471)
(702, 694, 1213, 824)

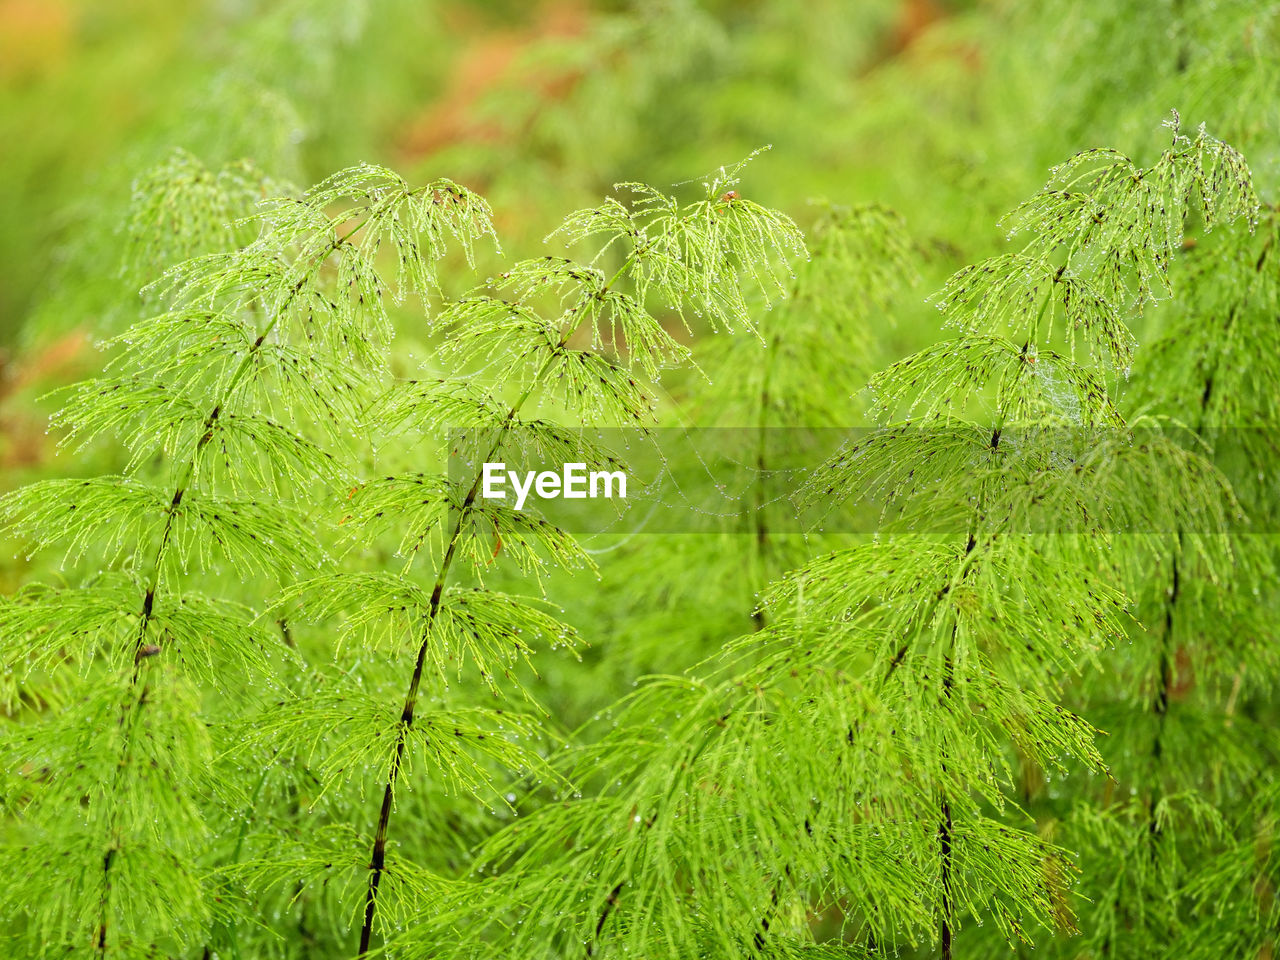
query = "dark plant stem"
(95, 227, 355, 958)
(939, 648, 956, 960)
(752, 885, 782, 952)
(358, 465, 484, 956)
(751, 342, 775, 632)
(584, 882, 624, 957)
(933, 534, 973, 960)
(1145, 274, 1236, 845)
(357, 251, 635, 954)
(939, 795, 954, 960)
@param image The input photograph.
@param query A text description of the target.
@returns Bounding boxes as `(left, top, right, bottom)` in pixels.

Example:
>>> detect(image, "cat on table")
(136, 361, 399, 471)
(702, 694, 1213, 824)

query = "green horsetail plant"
(1045, 202, 1280, 959)
(0, 163, 496, 957)
(545, 201, 919, 708)
(410, 119, 1258, 960)
(253, 153, 806, 956)
(122, 150, 285, 295)
(776, 114, 1258, 957)
(698, 201, 918, 628)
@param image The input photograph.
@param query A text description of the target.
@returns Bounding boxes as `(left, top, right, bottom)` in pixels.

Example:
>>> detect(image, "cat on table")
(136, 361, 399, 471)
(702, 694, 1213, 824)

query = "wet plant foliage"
(1, 3, 1278, 959)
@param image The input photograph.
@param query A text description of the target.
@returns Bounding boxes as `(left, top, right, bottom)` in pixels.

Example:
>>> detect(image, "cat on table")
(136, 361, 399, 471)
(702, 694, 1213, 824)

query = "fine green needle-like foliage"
(0, 162, 496, 957)
(223, 153, 805, 957)
(3, 5, 1279, 957)
(399, 120, 1260, 960)
(1039, 200, 1280, 960)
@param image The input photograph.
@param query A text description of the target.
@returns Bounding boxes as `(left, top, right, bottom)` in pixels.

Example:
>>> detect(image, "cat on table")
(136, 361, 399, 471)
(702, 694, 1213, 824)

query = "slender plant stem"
(751, 333, 775, 631)
(357, 251, 638, 955)
(932, 522, 977, 960)
(584, 882, 624, 957)
(94, 215, 366, 956)
(1144, 280, 1248, 847)
(939, 649, 956, 960)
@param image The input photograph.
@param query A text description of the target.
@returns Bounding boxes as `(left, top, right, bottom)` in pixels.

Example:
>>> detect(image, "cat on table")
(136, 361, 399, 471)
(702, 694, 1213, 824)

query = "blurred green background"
(1, 0, 1275, 467)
